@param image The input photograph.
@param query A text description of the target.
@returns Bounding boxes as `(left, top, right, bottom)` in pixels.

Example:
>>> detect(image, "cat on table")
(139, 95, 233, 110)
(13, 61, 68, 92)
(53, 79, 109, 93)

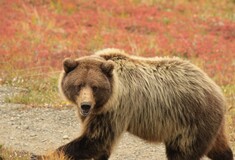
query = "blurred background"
(0, 0, 234, 158)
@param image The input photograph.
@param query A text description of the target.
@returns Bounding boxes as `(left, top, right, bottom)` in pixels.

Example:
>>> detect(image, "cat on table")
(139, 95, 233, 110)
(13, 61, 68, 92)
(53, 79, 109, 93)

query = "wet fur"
(54, 48, 233, 160)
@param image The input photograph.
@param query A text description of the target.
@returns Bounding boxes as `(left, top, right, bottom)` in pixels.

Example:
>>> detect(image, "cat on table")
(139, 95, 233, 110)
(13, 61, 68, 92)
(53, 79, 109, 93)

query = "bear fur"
(55, 48, 233, 160)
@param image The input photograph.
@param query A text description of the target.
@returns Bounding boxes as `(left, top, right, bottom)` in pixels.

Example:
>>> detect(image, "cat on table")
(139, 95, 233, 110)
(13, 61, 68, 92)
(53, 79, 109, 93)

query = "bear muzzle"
(77, 86, 95, 117)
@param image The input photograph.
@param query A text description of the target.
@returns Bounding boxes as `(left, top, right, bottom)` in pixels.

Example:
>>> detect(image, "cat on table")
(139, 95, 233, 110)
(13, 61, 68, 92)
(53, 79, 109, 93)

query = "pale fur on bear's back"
(95, 48, 225, 145)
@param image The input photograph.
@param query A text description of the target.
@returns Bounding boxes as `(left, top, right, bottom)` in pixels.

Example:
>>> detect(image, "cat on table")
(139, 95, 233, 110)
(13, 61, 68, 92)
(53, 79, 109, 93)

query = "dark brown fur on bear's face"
(61, 57, 114, 117)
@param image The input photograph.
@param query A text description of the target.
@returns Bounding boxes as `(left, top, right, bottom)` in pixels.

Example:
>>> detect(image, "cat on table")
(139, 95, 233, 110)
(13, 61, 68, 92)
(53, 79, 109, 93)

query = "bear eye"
(92, 86, 98, 93)
(76, 84, 82, 91)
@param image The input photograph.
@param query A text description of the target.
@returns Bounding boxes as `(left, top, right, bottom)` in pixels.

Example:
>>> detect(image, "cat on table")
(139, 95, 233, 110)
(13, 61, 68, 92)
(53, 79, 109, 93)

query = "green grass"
(222, 84, 235, 110)
(222, 84, 235, 151)
(4, 70, 65, 107)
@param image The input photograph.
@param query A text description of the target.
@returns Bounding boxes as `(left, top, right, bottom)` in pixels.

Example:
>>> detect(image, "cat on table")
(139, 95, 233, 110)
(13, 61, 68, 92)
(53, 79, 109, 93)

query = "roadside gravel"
(0, 86, 210, 160)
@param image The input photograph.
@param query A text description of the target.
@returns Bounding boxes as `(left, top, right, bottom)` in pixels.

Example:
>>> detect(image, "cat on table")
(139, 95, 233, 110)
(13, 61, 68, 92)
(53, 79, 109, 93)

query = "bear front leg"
(56, 113, 118, 160)
(56, 135, 111, 160)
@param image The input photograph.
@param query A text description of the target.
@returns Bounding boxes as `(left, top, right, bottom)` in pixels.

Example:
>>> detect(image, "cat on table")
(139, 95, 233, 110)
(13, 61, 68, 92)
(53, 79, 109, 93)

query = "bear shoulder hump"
(95, 48, 129, 61)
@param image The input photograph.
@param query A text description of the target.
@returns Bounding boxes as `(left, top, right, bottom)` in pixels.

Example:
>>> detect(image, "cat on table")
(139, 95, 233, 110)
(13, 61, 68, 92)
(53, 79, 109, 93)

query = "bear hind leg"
(165, 133, 210, 160)
(165, 144, 202, 160)
(94, 154, 109, 160)
(206, 128, 234, 160)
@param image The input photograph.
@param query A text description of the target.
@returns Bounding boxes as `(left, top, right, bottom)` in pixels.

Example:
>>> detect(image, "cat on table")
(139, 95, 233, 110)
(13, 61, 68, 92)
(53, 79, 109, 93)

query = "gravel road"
(0, 86, 210, 160)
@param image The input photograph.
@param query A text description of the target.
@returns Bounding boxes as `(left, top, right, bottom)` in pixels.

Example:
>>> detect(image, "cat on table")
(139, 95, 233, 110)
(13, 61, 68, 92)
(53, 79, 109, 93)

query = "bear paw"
(30, 154, 44, 160)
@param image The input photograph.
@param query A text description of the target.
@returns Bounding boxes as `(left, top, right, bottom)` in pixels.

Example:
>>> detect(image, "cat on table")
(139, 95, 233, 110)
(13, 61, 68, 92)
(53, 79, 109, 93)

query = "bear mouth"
(80, 109, 91, 116)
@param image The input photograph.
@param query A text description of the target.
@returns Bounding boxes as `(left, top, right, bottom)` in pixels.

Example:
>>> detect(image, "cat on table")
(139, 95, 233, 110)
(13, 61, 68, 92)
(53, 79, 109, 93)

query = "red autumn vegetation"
(0, 0, 234, 85)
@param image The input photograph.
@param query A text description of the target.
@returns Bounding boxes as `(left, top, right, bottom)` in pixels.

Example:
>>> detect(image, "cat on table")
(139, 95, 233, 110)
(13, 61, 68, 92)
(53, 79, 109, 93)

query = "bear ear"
(63, 58, 79, 73)
(100, 61, 114, 77)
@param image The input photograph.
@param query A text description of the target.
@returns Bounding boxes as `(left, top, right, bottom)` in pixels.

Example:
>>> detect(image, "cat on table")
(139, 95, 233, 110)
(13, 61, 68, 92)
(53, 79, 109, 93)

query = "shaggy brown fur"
(34, 49, 234, 160)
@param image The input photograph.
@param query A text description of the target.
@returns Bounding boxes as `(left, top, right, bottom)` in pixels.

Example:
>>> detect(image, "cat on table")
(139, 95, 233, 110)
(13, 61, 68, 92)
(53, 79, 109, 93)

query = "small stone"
(24, 125, 29, 129)
(63, 135, 69, 139)
(30, 134, 37, 137)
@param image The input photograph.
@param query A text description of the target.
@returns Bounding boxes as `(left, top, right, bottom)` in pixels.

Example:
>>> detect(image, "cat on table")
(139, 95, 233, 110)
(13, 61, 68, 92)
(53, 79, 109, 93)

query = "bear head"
(60, 56, 114, 117)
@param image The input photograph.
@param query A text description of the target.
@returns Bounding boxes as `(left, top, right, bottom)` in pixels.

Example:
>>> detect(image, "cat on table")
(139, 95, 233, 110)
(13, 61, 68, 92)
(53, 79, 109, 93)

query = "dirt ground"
(0, 86, 211, 160)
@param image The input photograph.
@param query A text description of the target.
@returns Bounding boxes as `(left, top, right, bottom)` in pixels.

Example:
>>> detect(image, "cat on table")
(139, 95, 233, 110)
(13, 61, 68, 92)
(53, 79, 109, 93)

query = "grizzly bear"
(33, 48, 234, 160)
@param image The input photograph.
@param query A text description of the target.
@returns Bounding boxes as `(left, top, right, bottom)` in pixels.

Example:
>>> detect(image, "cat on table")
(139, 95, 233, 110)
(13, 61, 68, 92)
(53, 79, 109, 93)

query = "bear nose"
(81, 102, 91, 111)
